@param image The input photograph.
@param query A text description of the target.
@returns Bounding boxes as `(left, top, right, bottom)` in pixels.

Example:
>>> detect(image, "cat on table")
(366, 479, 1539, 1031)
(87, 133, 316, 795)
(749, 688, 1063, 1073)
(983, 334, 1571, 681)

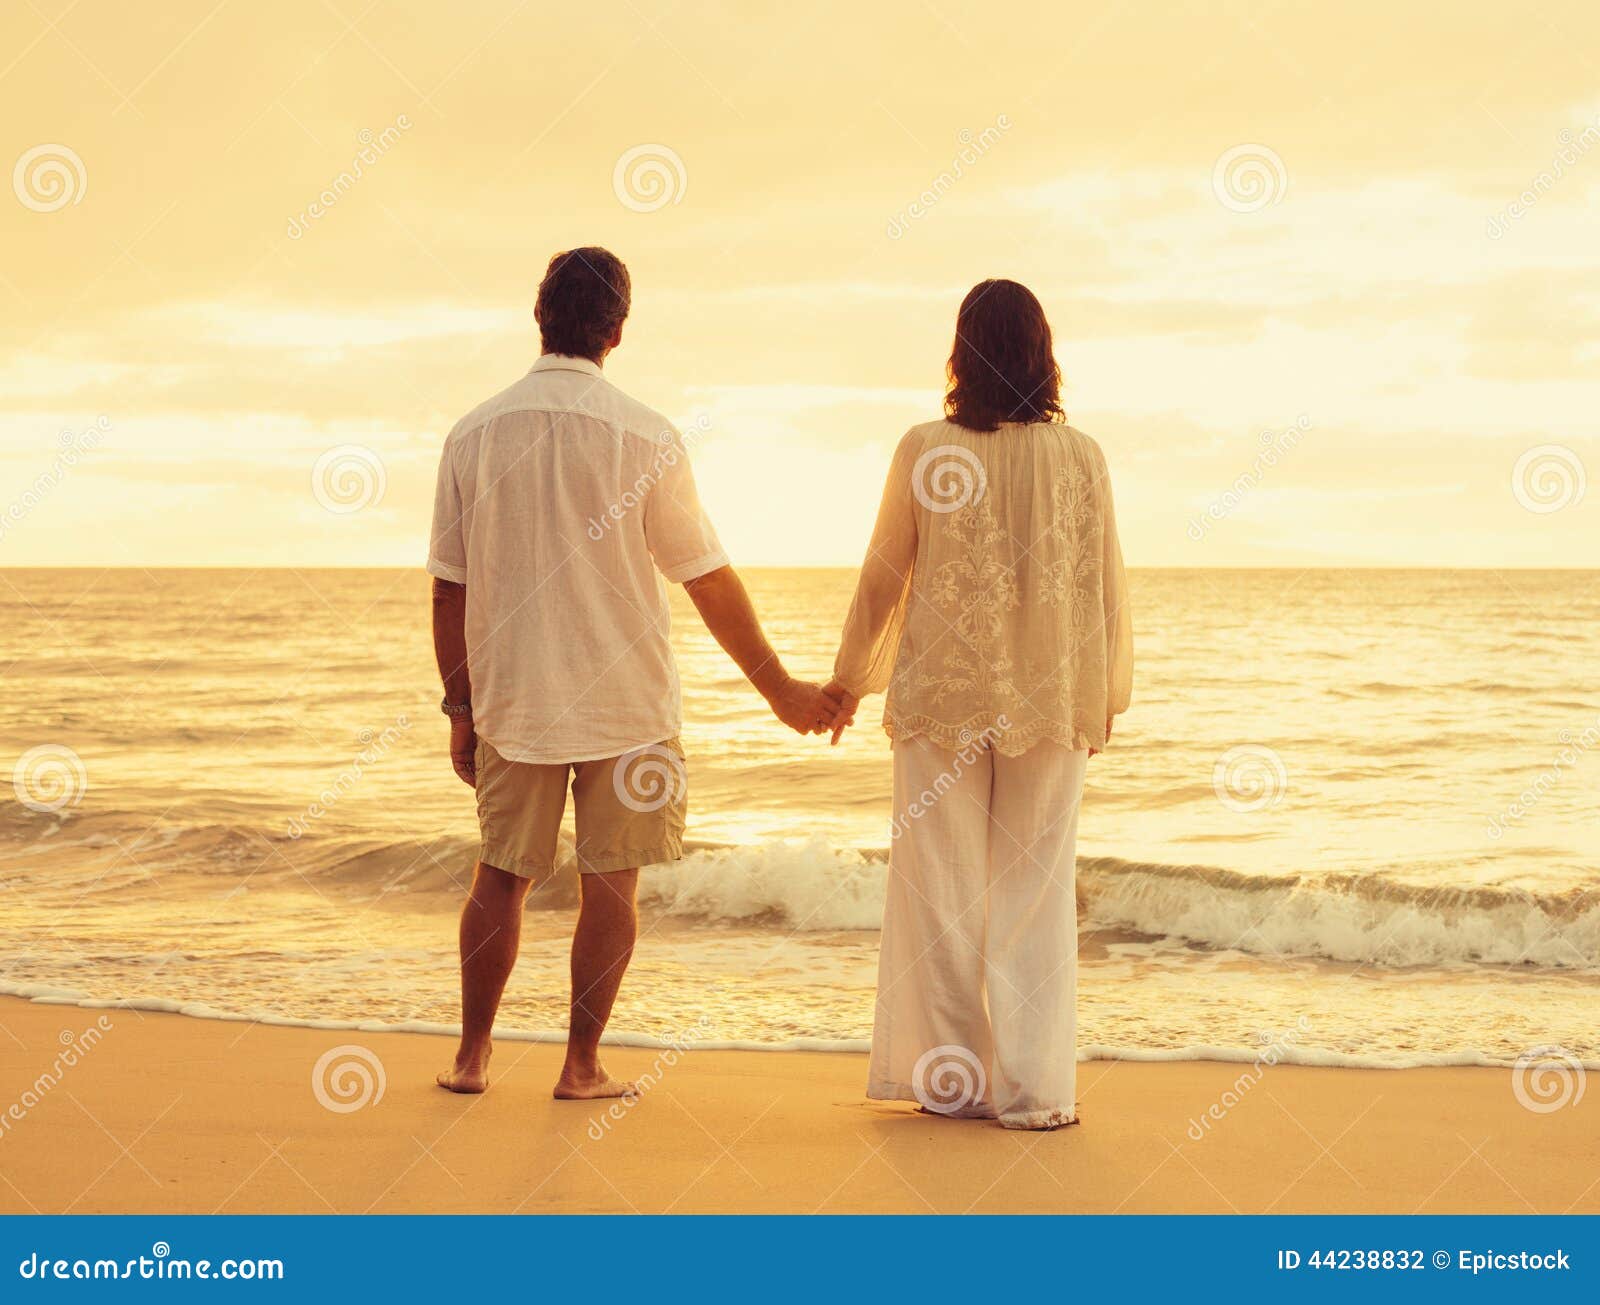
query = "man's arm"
(432, 577, 477, 785)
(683, 565, 848, 735)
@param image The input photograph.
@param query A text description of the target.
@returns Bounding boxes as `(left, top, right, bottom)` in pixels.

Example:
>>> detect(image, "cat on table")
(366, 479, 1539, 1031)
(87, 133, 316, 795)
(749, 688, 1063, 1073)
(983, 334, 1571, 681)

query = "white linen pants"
(867, 734, 1088, 1129)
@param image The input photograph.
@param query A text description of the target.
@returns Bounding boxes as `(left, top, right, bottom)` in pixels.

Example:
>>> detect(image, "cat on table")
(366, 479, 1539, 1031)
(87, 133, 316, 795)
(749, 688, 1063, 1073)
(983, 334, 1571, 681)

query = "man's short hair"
(535, 247, 631, 360)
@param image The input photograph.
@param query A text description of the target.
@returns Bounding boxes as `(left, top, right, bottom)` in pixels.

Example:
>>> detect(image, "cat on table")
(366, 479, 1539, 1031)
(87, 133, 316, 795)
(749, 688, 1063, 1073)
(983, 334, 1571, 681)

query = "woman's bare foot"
(436, 1044, 492, 1094)
(552, 1063, 636, 1100)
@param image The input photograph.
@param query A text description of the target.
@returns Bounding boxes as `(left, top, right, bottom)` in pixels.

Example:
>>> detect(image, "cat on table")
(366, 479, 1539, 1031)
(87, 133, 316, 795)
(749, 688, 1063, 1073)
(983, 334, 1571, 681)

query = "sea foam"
(7, 979, 1587, 1069)
(638, 841, 1600, 971)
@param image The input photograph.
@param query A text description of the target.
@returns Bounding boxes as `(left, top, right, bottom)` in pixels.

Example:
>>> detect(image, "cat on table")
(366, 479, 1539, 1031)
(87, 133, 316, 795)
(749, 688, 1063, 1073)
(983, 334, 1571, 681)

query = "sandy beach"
(1, 997, 1594, 1215)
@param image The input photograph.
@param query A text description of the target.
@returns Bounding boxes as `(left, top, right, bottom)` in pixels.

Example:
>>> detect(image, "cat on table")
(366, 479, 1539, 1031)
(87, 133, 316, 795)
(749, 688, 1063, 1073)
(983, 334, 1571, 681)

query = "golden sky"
(2, 0, 1596, 567)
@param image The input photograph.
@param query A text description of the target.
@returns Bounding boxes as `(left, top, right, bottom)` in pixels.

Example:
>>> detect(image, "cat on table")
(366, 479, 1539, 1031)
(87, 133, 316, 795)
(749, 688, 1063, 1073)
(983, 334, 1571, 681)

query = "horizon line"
(3, 564, 1597, 573)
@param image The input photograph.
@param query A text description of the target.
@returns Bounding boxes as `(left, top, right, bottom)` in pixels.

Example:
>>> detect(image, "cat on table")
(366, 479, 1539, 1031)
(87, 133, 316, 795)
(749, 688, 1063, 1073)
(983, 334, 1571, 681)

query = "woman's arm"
(1101, 451, 1133, 723)
(827, 435, 919, 735)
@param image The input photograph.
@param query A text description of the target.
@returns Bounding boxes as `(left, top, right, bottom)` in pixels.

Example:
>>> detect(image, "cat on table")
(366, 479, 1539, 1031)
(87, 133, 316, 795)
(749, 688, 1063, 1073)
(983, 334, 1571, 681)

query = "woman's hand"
(766, 676, 849, 735)
(1089, 715, 1114, 759)
(823, 679, 860, 745)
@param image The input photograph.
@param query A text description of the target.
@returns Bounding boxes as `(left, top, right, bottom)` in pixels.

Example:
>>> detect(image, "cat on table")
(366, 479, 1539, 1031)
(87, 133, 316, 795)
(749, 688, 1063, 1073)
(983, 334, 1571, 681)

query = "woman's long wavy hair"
(943, 279, 1064, 432)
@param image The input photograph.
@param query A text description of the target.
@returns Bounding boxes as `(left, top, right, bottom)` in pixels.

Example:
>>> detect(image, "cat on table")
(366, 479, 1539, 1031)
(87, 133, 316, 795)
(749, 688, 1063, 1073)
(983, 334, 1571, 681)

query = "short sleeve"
(643, 432, 729, 584)
(426, 435, 469, 584)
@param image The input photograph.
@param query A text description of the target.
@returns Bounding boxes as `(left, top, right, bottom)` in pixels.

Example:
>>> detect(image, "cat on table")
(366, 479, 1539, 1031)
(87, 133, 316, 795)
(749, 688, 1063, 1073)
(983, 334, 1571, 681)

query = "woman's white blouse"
(833, 419, 1133, 756)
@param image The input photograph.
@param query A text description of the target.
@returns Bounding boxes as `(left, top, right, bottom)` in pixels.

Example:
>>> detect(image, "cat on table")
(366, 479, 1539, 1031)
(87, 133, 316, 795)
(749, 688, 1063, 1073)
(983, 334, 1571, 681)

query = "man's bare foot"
(552, 1065, 636, 1100)
(436, 1046, 491, 1094)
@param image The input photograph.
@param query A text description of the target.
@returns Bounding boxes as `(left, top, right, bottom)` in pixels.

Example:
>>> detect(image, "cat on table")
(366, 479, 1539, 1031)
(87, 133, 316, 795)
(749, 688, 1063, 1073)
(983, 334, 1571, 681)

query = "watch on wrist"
(440, 698, 473, 719)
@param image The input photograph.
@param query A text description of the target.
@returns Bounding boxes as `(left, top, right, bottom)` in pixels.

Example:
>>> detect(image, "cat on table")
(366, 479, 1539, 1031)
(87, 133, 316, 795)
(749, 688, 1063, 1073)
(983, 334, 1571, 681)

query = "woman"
(828, 279, 1132, 1130)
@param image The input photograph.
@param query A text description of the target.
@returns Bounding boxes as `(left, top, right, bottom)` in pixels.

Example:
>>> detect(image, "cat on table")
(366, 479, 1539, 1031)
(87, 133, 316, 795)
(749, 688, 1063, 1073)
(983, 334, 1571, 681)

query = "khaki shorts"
(474, 737, 687, 880)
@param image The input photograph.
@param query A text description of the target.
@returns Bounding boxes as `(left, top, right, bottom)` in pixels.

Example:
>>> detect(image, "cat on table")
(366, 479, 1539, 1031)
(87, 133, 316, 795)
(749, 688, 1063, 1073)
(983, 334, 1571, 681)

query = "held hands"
(764, 674, 857, 738)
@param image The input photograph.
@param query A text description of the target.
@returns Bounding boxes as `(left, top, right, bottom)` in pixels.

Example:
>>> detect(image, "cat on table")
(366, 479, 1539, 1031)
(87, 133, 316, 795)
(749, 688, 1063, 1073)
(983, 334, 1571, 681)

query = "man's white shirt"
(428, 354, 728, 763)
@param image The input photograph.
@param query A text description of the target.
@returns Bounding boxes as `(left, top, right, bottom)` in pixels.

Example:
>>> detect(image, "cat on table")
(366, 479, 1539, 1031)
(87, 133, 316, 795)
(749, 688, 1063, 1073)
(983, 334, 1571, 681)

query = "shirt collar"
(530, 353, 604, 378)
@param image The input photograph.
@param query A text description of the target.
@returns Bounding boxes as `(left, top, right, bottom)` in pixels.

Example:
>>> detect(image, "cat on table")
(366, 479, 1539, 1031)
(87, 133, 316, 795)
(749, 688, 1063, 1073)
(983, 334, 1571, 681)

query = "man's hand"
(765, 676, 848, 736)
(683, 567, 852, 739)
(823, 678, 860, 746)
(449, 714, 478, 787)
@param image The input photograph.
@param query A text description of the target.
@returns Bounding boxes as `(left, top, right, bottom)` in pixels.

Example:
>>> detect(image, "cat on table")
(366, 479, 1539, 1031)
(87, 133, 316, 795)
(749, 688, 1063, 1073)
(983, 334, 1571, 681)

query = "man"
(427, 247, 848, 1099)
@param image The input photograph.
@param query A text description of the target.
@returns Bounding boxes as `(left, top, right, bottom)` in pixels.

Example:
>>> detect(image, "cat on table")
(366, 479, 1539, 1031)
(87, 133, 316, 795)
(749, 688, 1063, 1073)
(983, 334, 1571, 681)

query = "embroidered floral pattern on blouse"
(835, 421, 1133, 757)
(1041, 462, 1103, 629)
(906, 492, 1020, 709)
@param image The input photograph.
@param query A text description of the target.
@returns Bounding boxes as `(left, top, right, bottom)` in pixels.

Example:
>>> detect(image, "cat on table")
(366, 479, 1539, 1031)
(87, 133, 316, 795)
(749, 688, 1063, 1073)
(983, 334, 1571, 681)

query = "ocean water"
(2, 567, 1598, 1067)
